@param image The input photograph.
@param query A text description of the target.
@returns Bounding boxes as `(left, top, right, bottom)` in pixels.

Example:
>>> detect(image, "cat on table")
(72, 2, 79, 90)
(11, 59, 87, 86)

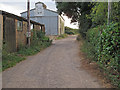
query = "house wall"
(0, 14, 3, 50)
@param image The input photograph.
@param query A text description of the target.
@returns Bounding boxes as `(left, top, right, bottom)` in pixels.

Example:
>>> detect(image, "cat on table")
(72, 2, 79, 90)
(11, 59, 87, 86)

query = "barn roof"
(20, 8, 65, 21)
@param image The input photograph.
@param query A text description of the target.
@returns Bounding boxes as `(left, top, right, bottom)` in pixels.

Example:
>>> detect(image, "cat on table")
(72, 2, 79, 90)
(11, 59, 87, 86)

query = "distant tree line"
(65, 26, 79, 35)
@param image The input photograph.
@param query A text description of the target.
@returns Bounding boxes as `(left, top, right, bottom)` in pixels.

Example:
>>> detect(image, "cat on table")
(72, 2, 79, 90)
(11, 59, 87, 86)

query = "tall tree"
(56, 2, 94, 38)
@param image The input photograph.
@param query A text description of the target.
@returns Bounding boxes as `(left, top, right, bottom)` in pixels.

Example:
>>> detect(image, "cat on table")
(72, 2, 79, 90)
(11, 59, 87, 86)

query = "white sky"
(0, 0, 79, 29)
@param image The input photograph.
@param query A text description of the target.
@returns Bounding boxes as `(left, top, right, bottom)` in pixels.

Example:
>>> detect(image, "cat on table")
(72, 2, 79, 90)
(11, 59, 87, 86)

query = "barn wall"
(58, 16, 60, 35)
(44, 9, 58, 16)
(44, 16, 58, 35)
(0, 14, 3, 50)
(58, 16, 65, 35)
(31, 16, 58, 35)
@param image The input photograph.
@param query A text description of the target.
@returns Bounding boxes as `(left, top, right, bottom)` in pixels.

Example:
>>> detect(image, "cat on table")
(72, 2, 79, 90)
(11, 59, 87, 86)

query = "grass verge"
(2, 41, 52, 71)
(2, 31, 52, 71)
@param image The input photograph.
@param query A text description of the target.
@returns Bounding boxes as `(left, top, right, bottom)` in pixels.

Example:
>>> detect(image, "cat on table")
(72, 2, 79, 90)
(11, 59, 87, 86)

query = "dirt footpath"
(2, 35, 103, 88)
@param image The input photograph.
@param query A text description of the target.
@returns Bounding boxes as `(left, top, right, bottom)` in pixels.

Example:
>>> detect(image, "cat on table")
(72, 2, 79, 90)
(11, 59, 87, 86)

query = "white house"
(21, 2, 65, 36)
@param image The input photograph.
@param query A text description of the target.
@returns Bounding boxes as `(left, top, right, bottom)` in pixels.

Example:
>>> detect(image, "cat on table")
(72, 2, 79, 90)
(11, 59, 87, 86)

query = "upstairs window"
(17, 20, 23, 31)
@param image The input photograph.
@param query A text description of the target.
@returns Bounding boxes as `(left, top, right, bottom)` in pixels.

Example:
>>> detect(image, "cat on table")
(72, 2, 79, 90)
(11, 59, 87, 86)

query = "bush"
(97, 23, 120, 87)
(18, 30, 52, 56)
(81, 23, 120, 87)
(81, 26, 101, 60)
(76, 34, 82, 41)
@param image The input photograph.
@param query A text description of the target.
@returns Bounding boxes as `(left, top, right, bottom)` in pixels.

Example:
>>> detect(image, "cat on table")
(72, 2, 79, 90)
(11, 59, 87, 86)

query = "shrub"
(18, 30, 52, 56)
(97, 23, 120, 87)
(82, 23, 120, 87)
(76, 34, 82, 41)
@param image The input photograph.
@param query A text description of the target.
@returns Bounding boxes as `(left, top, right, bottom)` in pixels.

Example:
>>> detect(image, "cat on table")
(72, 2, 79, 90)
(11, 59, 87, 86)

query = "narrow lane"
(3, 35, 102, 88)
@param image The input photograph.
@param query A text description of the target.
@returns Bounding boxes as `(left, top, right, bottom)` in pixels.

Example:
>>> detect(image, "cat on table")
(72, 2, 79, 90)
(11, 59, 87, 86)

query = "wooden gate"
(4, 17, 16, 52)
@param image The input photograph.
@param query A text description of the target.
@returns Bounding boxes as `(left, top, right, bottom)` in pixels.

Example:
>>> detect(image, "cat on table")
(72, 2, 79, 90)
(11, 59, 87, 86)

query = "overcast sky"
(0, 0, 79, 29)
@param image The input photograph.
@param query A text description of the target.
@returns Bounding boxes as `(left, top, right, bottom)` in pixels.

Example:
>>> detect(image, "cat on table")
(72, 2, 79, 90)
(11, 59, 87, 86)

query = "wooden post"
(27, 0, 30, 47)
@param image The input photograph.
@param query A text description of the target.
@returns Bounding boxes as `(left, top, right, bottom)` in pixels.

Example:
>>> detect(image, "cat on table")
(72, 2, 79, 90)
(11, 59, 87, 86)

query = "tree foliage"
(87, 2, 108, 26)
(56, 2, 93, 37)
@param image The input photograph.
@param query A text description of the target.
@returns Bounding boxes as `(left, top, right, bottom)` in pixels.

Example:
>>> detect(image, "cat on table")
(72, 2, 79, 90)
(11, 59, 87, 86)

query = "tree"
(87, 2, 108, 26)
(56, 2, 94, 38)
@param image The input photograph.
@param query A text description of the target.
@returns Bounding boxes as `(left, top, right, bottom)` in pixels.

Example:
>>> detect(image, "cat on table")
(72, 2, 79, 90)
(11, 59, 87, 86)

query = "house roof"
(0, 10, 44, 26)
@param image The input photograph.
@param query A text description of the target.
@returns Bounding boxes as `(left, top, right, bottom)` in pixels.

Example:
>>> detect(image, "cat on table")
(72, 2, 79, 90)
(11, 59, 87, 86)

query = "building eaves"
(1, 10, 44, 26)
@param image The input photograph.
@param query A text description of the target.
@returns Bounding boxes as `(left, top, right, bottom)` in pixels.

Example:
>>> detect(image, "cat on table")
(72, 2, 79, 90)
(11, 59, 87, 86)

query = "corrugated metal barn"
(0, 10, 45, 52)
(21, 2, 65, 36)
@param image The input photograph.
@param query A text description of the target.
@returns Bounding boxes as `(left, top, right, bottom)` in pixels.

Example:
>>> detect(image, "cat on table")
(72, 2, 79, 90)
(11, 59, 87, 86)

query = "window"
(17, 20, 23, 31)
(31, 24, 33, 30)
(40, 26, 41, 30)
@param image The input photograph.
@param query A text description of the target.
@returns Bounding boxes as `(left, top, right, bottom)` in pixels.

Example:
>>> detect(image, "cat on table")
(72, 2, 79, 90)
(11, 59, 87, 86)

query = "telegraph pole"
(108, 0, 111, 25)
(27, 0, 30, 47)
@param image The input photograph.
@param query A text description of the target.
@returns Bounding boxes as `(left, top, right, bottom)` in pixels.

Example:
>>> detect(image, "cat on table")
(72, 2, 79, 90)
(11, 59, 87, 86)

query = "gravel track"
(3, 35, 103, 88)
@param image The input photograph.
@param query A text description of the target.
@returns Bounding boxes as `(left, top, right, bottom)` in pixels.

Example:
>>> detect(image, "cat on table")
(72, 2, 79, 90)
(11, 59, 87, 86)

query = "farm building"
(21, 2, 65, 36)
(0, 10, 45, 52)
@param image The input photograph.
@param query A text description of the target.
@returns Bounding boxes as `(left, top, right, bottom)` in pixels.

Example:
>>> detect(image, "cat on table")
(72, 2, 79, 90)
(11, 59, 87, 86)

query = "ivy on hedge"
(84, 23, 120, 87)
